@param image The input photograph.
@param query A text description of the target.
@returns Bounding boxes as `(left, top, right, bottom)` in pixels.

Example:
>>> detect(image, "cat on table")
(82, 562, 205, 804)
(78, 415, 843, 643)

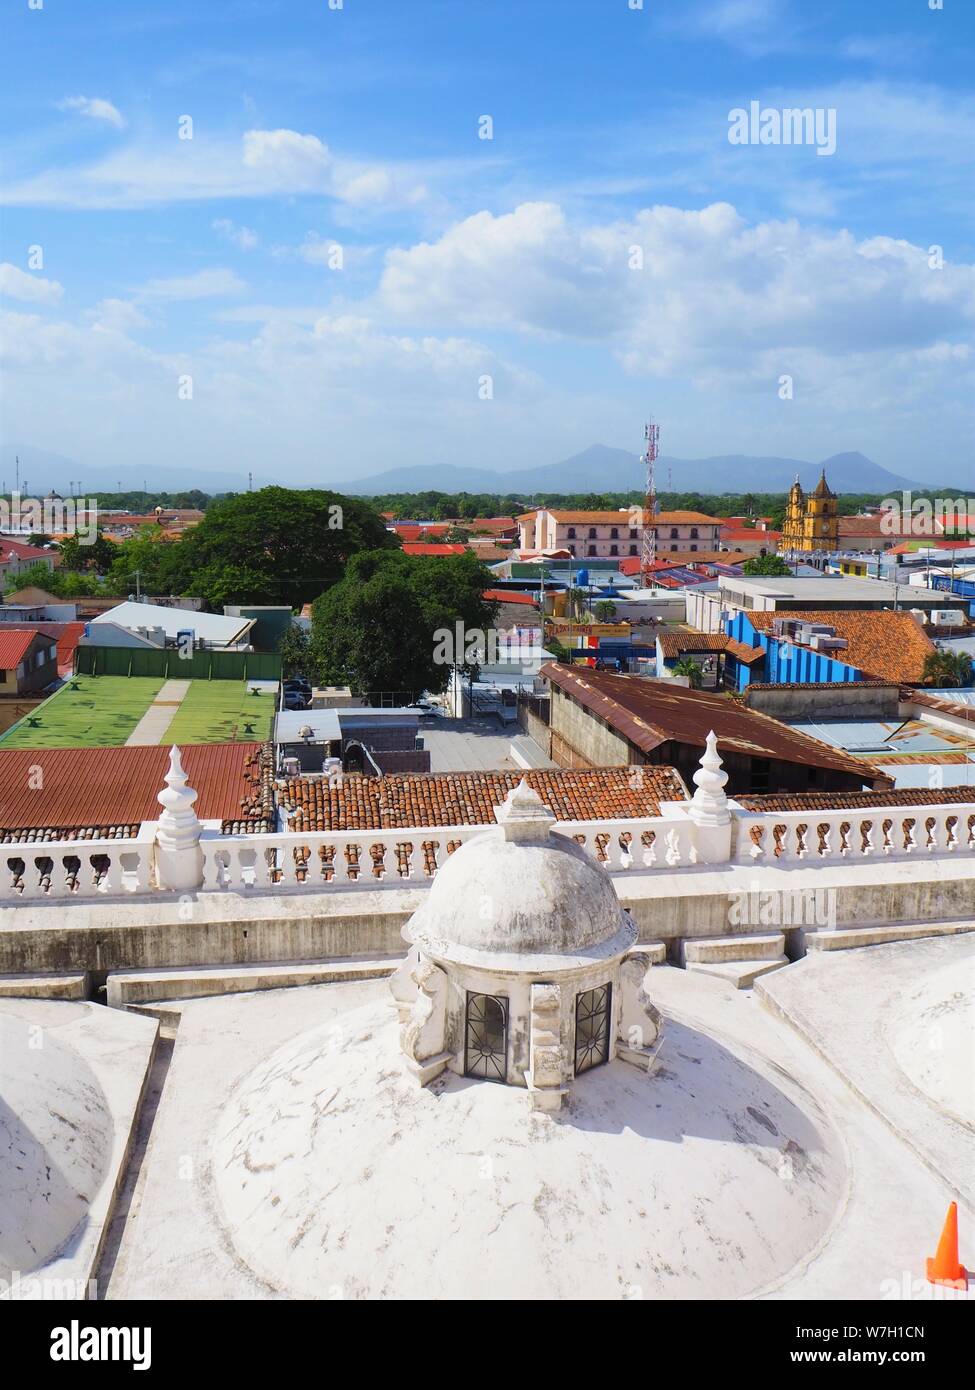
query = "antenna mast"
(640, 418, 660, 588)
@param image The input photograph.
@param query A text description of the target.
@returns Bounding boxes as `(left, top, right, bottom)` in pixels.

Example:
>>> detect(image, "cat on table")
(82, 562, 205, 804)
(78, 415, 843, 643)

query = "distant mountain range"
(2, 441, 949, 499)
(0, 445, 266, 497)
(341, 446, 932, 497)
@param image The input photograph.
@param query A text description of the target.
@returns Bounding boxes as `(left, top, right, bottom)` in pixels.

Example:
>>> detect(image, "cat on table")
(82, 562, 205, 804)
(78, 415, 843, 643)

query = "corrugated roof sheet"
(541, 662, 889, 783)
(0, 629, 41, 669)
(0, 741, 265, 833)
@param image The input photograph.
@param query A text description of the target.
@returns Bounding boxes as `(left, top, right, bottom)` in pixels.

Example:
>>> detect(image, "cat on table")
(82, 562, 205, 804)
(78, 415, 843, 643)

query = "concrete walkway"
(125, 680, 191, 746)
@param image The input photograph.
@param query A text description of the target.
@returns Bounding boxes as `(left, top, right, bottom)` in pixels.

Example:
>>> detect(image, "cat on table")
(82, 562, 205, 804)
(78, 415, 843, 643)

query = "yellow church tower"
(781, 471, 838, 553)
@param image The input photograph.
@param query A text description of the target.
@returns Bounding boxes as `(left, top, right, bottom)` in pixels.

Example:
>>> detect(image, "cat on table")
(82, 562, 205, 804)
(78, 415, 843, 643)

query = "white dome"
(212, 1001, 847, 1300)
(408, 780, 635, 965)
(0, 1009, 112, 1285)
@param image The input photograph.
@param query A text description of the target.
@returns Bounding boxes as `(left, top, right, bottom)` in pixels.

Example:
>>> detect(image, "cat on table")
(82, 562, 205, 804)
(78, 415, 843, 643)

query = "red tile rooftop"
(279, 766, 689, 832)
(0, 629, 40, 669)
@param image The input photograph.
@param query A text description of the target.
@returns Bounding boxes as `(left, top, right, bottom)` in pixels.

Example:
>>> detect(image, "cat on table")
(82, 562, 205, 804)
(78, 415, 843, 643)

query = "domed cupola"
(390, 779, 659, 1111)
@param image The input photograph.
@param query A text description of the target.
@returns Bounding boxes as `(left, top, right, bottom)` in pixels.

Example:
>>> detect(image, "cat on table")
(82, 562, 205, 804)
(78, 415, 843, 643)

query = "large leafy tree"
(165, 488, 397, 609)
(309, 549, 498, 698)
(742, 553, 792, 577)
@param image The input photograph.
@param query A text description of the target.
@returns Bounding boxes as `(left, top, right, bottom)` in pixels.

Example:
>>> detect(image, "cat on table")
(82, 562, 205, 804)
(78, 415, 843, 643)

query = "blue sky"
(1, 0, 973, 487)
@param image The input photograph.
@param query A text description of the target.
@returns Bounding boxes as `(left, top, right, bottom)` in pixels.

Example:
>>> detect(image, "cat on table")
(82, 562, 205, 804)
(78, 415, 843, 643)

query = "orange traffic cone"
(926, 1202, 968, 1288)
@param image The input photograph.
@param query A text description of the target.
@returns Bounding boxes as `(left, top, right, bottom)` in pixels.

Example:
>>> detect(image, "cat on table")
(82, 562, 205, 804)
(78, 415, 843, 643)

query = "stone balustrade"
(0, 832, 155, 900)
(2, 741, 974, 903)
(732, 804, 975, 865)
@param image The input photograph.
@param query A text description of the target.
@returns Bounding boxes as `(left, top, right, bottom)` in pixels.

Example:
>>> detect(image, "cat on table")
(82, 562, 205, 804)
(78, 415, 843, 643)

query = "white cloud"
(135, 269, 246, 302)
(213, 219, 259, 251)
(3, 128, 429, 211)
(0, 263, 64, 305)
(89, 298, 150, 332)
(379, 200, 975, 399)
(57, 96, 125, 129)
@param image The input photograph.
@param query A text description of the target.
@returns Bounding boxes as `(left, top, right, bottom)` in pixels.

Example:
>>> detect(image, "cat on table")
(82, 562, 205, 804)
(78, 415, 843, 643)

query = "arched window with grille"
(465, 992, 508, 1082)
(575, 985, 611, 1074)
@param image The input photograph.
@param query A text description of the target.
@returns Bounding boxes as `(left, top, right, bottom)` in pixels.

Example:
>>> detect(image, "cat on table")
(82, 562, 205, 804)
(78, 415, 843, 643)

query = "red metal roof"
(484, 589, 536, 606)
(0, 629, 41, 669)
(0, 742, 265, 833)
(400, 543, 468, 556)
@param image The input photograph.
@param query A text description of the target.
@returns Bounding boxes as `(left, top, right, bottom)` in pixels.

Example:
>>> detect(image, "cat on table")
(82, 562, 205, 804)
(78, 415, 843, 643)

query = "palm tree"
(671, 657, 704, 689)
(922, 649, 974, 688)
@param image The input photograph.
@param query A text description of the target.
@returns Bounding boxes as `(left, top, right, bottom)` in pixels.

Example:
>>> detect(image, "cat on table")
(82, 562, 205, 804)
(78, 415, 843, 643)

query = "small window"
(588, 527, 597, 539)
(690, 528, 699, 539)
(629, 544, 638, 555)
(575, 985, 611, 1074)
(690, 544, 697, 552)
(568, 544, 576, 557)
(610, 527, 619, 539)
(465, 993, 508, 1082)
(567, 527, 576, 539)
(587, 545, 597, 556)
(610, 544, 618, 556)
(629, 528, 638, 539)
(670, 528, 678, 539)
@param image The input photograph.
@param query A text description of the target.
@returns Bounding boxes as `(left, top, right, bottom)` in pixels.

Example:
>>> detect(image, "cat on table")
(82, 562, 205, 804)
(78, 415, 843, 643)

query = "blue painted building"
(723, 612, 865, 691)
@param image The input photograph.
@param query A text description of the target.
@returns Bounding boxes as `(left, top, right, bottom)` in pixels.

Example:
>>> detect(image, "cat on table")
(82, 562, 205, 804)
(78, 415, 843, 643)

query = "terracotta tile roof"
(0, 742, 267, 838)
(720, 528, 782, 544)
(0, 536, 56, 564)
(745, 609, 936, 684)
(0, 629, 41, 669)
(541, 663, 890, 785)
(738, 787, 975, 812)
(278, 766, 689, 832)
(838, 516, 945, 539)
(657, 632, 729, 657)
(906, 690, 975, 724)
(744, 680, 895, 693)
(466, 543, 510, 561)
(724, 638, 765, 664)
(533, 509, 723, 526)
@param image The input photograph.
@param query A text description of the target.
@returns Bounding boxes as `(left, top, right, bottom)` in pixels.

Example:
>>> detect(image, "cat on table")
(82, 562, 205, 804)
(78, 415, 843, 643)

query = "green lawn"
(161, 681, 275, 744)
(0, 675, 276, 748)
(0, 676, 163, 748)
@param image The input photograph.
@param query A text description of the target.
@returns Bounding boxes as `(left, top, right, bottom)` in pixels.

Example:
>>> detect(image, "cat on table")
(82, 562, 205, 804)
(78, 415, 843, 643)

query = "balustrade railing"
(733, 805, 975, 864)
(2, 799, 974, 902)
(0, 833, 155, 900)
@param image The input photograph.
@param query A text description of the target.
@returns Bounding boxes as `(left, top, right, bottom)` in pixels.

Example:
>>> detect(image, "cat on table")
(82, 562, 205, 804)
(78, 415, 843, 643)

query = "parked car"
(283, 678, 312, 694)
(283, 691, 310, 710)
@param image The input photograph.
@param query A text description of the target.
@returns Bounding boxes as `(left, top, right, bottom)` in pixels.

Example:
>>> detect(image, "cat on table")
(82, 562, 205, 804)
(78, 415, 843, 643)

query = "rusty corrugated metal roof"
(541, 663, 888, 783)
(0, 742, 265, 832)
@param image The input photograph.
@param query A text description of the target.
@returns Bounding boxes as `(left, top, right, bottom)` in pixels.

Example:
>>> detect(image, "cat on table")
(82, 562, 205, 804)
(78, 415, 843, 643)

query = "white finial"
(156, 746, 201, 842)
(495, 778, 555, 842)
(689, 731, 730, 828)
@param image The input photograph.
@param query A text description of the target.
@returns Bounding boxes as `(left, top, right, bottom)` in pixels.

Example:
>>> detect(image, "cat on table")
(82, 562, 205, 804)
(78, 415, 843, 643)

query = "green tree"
(166, 487, 396, 609)
(922, 649, 974, 688)
(104, 527, 183, 597)
(277, 622, 311, 678)
(594, 599, 617, 621)
(58, 532, 119, 573)
(309, 550, 498, 697)
(4, 562, 101, 598)
(742, 553, 792, 577)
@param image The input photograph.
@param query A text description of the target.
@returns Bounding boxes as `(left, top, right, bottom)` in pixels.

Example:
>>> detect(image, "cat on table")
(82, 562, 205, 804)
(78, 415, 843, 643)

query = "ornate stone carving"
(399, 955, 449, 1085)
(617, 952, 663, 1069)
